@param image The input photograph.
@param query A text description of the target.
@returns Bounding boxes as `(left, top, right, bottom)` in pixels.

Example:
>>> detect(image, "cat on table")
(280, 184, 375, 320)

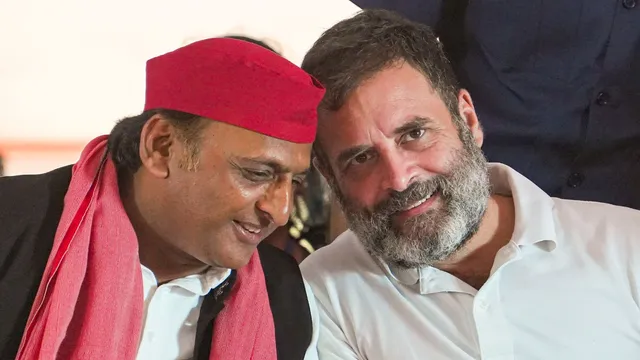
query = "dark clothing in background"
(352, 0, 640, 209)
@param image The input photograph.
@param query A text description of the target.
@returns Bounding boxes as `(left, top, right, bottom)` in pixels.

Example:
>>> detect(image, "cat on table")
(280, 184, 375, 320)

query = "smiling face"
(138, 118, 311, 270)
(316, 63, 491, 268)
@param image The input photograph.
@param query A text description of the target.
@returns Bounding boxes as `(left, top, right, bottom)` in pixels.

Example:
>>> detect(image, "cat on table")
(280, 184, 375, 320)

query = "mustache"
(373, 176, 447, 216)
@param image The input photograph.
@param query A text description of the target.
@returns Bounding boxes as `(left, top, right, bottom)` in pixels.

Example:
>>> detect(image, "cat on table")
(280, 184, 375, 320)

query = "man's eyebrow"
(334, 117, 436, 167)
(393, 117, 435, 136)
(336, 145, 372, 167)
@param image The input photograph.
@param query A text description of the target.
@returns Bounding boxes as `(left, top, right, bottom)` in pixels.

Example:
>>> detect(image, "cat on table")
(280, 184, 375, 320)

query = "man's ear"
(138, 114, 176, 179)
(457, 89, 484, 147)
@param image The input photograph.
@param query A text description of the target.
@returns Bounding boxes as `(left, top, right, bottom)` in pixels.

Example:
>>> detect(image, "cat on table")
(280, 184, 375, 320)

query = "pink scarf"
(16, 136, 277, 360)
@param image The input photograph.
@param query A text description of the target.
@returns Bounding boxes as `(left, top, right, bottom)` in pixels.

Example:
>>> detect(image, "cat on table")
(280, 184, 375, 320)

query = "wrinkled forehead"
(316, 65, 451, 164)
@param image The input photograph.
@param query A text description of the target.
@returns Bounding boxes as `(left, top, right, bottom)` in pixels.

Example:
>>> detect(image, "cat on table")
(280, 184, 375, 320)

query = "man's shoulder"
(552, 198, 640, 261)
(301, 230, 367, 272)
(0, 165, 72, 231)
(0, 166, 72, 359)
(301, 230, 385, 293)
(0, 165, 72, 279)
(0, 166, 72, 204)
(553, 197, 640, 235)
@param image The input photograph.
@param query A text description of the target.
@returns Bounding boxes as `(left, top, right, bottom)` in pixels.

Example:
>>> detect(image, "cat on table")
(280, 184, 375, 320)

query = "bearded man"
(300, 10, 640, 360)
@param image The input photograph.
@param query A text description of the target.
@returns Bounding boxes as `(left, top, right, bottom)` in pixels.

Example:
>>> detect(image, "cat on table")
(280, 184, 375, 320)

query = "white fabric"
(136, 265, 231, 360)
(301, 163, 640, 360)
(304, 280, 321, 360)
(134, 262, 321, 360)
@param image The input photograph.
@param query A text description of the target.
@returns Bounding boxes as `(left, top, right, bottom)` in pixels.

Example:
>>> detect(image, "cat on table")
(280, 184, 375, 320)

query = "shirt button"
(596, 91, 611, 106)
(566, 172, 585, 188)
(623, 0, 637, 9)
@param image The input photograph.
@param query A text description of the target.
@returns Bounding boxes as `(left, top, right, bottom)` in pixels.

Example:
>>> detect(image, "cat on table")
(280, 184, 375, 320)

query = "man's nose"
(379, 150, 419, 193)
(256, 178, 293, 227)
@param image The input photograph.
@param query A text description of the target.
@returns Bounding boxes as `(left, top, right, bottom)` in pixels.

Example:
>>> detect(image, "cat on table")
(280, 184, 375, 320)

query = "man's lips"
(232, 220, 267, 246)
(392, 190, 439, 223)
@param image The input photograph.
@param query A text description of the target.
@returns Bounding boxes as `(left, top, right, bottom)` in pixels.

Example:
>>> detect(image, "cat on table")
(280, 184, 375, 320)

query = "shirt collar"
(381, 163, 558, 290)
(141, 264, 231, 296)
(489, 163, 557, 251)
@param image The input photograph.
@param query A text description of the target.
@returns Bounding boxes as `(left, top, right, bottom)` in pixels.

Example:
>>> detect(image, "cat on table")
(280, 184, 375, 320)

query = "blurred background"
(0, 0, 359, 176)
(0, 0, 361, 261)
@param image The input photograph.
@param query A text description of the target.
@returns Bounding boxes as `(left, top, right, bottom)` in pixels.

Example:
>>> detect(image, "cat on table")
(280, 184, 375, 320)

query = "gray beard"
(334, 128, 491, 269)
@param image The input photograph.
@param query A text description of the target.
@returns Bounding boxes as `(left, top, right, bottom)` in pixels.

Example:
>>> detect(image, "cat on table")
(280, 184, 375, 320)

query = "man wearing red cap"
(0, 38, 325, 360)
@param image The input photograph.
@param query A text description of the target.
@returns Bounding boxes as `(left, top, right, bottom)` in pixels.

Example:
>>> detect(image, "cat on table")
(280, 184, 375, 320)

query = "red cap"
(144, 38, 325, 143)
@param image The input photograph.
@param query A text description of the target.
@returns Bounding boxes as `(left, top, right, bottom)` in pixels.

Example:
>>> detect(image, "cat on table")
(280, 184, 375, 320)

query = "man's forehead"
(319, 82, 436, 135)
(318, 108, 433, 158)
(317, 109, 372, 159)
(205, 122, 312, 172)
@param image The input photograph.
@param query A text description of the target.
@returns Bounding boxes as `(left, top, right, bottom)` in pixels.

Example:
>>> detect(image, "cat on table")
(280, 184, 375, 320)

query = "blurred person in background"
(0, 155, 4, 176)
(338, 0, 640, 211)
(300, 10, 640, 359)
(0, 38, 325, 360)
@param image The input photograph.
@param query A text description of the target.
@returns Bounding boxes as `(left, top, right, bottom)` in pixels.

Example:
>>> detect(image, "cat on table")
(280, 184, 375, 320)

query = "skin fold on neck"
(434, 194, 516, 290)
(120, 173, 212, 284)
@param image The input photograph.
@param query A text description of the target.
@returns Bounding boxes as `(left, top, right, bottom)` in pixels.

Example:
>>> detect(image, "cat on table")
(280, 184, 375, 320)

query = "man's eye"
(353, 152, 371, 165)
(245, 170, 273, 182)
(401, 128, 426, 143)
(347, 152, 375, 169)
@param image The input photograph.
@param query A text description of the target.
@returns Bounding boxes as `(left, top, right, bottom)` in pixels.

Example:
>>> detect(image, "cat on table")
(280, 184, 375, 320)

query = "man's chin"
(367, 231, 459, 270)
(206, 246, 257, 270)
(212, 257, 249, 270)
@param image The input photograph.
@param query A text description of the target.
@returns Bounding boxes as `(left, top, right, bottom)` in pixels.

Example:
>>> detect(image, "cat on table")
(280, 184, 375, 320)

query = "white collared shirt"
(301, 163, 640, 360)
(136, 265, 231, 360)
(135, 264, 321, 360)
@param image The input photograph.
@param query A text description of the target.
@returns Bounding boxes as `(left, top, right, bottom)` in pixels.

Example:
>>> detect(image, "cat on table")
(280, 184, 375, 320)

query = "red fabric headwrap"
(144, 38, 325, 143)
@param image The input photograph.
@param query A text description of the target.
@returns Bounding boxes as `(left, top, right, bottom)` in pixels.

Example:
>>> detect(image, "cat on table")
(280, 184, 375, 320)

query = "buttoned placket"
(140, 280, 172, 358)
(473, 241, 523, 360)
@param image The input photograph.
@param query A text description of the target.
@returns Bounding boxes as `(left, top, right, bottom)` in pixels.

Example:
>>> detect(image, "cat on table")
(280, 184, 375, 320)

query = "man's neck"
(120, 174, 210, 284)
(434, 194, 516, 290)
(137, 233, 211, 284)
